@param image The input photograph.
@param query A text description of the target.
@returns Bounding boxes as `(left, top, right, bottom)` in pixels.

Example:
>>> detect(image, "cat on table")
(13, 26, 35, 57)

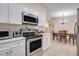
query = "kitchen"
(0, 3, 51, 56)
(0, 3, 79, 56)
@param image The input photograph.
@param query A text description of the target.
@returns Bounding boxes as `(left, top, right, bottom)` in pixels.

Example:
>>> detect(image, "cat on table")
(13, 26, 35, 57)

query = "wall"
(50, 15, 77, 34)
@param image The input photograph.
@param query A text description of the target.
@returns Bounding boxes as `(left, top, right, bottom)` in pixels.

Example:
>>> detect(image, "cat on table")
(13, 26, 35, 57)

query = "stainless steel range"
(23, 31, 43, 56)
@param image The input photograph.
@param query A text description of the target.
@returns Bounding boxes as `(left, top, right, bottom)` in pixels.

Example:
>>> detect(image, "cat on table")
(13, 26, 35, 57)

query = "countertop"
(0, 36, 25, 45)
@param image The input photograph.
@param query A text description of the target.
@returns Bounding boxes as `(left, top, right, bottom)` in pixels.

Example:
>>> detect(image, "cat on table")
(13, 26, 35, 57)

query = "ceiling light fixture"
(59, 13, 68, 24)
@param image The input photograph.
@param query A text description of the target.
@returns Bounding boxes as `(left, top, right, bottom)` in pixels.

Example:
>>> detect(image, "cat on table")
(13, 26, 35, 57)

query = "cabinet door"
(0, 3, 8, 23)
(9, 40, 25, 56)
(0, 43, 9, 56)
(38, 13, 45, 26)
(10, 43, 25, 56)
(42, 33, 51, 51)
(36, 12, 46, 32)
(9, 3, 23, 24)
(0, 50, 9, 56)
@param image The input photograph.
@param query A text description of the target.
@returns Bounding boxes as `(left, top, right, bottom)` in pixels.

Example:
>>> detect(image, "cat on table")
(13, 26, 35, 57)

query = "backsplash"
(0, 23, 37, 31)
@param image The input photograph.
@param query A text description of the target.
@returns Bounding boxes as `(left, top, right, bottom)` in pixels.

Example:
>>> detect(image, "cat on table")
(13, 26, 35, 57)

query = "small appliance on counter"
(13, 30, 23, 38)
(0, 29, 23, 40)
(0, 30, 13, 40)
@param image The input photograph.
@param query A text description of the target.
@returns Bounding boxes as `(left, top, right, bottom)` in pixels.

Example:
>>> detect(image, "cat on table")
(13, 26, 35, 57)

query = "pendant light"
(59, 13, 67, 24)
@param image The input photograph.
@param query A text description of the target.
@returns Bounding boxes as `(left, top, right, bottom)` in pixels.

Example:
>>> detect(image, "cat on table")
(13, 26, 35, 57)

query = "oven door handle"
(27, 37, 42, 42)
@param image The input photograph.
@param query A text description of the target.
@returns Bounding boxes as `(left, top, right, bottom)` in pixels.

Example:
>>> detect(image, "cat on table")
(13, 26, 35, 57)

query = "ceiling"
(44, 3, 79, 18)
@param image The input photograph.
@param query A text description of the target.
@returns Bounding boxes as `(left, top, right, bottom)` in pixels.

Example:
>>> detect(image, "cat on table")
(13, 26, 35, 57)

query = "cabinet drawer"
(9, 40, 25, 48)
(0, 43, 9, 52)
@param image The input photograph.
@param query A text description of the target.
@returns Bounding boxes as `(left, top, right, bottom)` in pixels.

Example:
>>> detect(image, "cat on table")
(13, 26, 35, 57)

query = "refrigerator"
(76, 8, 79, 56)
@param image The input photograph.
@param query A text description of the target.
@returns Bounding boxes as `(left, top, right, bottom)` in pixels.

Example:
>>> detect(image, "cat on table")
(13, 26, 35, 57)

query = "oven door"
(27, 37, 42, 56)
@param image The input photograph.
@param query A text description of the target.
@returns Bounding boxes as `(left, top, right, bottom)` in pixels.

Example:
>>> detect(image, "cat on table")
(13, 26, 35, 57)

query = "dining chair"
(53, 32, 58, 40)
(69, 34, 75, 45)
(59, 30, 67, 43)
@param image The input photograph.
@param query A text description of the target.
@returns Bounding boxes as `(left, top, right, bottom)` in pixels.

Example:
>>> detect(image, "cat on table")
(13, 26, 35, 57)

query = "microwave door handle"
(74, 22, 77, 39)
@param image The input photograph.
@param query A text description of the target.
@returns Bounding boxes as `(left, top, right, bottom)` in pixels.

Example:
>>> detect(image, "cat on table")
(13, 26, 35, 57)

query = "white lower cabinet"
(10, 44, 25, 56)
(0, 37, 25, 56)
(9, 40, 25, 56)
(0, 43, 9, 56)
(0, 50, 9, 56)
(42, 33, 51, 51)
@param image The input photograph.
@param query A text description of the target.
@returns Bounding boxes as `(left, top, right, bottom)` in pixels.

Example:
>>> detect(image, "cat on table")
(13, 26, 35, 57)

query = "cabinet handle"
(5, 52, 9, 54)
(10, 50, 13, 53)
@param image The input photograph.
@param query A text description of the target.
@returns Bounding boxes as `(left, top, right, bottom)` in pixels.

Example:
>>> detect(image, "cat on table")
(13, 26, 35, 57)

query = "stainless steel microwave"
(22, 12, 38, 25)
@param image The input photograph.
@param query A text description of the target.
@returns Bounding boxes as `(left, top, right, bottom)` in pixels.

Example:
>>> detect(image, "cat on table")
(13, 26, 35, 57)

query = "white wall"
(50, 15, 77, 34)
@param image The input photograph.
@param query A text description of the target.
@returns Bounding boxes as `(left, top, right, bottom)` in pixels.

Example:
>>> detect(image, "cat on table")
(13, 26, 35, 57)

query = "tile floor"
(43, 39, 77, 56)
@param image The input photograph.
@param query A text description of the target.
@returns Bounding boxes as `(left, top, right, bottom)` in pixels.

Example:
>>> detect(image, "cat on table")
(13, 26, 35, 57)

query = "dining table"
(53, 32, 75, 45)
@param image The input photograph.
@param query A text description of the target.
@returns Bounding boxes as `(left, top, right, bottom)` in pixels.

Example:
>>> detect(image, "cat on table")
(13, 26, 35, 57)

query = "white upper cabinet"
(0, 3, 46, 25)
(37, 13, 46, 26)
(0, 3, 8, 23)
(9, 4, 23, 24)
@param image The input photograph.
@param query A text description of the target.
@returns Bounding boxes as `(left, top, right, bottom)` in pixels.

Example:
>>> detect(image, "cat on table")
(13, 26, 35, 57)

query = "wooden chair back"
(59, 30, 67, 38)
